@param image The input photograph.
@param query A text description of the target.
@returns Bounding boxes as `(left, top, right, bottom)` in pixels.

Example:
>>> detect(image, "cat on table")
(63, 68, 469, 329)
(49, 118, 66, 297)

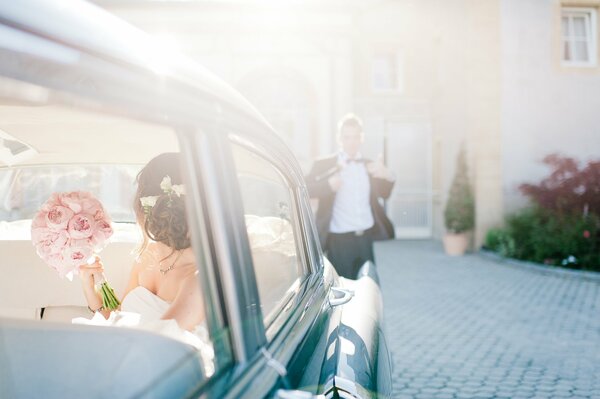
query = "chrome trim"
(328, 287, 355, 307)
(274, 390, 326, 399)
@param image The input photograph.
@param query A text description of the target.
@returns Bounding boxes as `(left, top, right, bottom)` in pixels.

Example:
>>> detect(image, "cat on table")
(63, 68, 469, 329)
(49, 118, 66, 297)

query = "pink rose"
(45, 253, 67, 275)
(67, 213, 96, 239)
(93, 209, 105, 221)
(31, 191, 113, 279)
(90, 219, 113, 250)
(32, 228, 69, 258)
(31, 210, 48, 229)
(64, 240, 93, 268)
(59, 192, 82, 213)
(45, 206, 74, 230)
(583, 230, 591, 239)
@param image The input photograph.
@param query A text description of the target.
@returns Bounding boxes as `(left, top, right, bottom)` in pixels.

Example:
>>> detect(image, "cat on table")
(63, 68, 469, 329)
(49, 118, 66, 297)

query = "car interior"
(0, 96, 209, 397)
(0, 102, 176, 321)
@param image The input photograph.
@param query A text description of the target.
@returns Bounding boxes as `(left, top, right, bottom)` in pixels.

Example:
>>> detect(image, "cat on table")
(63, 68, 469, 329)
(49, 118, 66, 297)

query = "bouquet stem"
(95, 279, 120, 311)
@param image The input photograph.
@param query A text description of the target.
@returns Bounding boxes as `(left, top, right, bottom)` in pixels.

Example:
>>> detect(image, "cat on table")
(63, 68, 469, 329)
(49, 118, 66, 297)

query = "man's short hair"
(337, 113, 363, 134)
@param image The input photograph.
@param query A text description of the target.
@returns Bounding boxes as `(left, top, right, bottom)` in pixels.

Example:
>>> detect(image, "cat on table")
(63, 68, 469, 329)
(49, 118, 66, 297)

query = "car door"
(179, 122, 340, 398)
(227, 133, 343, 398)
(202, 130, 391, 399)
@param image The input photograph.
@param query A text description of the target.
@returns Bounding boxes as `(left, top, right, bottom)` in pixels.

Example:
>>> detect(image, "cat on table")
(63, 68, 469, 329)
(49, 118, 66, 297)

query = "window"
(0, 165, 140, 226)
(0, 98, 229, 391)
(371, 52, 403, 92)
(561, 7, 597, 66)
(230, 142, 307, 327)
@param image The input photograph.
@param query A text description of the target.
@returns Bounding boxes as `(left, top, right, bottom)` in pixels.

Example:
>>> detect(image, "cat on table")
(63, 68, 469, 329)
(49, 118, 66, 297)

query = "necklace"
(159, 250, 183, 275)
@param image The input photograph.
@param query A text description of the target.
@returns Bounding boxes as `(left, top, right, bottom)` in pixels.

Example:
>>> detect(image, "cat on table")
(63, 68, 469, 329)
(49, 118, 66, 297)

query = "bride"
(78, 152, 205, 332)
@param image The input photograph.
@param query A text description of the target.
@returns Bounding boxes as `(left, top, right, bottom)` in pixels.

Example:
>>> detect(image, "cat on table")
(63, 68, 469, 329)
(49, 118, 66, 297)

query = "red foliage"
(519, 154, 600, 216)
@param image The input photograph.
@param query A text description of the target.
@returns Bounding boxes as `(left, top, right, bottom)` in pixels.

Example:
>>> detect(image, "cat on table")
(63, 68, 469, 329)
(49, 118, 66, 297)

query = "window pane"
(0, 165, 140, 224)
(562, 16, 570, 37)
(561, 9, 596, 64)
(575, 40, 590, 61)
(573, 16, 587, 38)
(371, 54, 397, 91)
(563, 40, 572, 61)
(231, 142, 305, 326)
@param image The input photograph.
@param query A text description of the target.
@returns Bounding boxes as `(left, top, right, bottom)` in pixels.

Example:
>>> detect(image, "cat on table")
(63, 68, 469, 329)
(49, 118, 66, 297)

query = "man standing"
(306, 113, 395, 279)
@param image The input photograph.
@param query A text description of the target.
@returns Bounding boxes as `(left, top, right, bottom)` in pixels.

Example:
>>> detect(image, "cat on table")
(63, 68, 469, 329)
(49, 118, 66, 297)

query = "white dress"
(73, 286, 214, 375)
(120, 286, 170, 324)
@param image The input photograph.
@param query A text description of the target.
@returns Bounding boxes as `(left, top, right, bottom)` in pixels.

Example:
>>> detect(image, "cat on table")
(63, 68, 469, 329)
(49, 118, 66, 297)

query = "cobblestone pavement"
(375, 240, 600, 399)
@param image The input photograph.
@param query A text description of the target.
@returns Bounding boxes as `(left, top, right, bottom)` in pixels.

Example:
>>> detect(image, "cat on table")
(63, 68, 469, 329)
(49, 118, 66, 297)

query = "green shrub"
(503, 206, 600, 271)
(485, 228, 515, 257)
(487, 154, 600, 272)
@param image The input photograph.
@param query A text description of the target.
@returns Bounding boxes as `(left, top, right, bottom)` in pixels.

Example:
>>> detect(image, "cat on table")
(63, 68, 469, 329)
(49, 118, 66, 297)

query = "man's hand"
(367, 154, 395, 181)
(328, 173, 342, 192)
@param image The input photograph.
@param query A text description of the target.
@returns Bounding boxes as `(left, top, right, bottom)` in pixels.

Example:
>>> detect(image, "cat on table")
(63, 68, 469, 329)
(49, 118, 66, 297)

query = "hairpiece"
(140, 175, 185, 215)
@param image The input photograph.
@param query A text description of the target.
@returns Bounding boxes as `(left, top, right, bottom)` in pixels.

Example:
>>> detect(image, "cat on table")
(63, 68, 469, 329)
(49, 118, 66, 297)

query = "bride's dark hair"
(134, 152, 190, 254)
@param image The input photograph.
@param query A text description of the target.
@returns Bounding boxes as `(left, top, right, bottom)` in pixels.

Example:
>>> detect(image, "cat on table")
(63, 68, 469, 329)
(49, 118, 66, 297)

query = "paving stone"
(475, 387, 496, 396)
(420, 387, 442, 395)
(377, 241, 600, 399)
(496, 390, 518, 397)
(535, 385, 555, 392)
(514, 389, 535, 396)
(552, 393, 573, 398)
(397, 388, 420, 396)
(573, 389, 593, 397)
(455, 393, 476, 399)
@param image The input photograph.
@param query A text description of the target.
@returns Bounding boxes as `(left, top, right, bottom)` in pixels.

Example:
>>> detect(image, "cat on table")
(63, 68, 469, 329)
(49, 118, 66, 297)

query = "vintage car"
(0, 1, 392, 398)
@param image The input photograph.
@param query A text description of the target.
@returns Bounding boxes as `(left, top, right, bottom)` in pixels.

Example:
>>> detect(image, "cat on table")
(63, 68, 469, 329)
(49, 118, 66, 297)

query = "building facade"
(98, 0, 600, 247)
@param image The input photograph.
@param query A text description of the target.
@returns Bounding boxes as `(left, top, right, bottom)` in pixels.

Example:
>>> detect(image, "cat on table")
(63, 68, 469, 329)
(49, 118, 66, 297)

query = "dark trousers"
(325, 231, 374, 279)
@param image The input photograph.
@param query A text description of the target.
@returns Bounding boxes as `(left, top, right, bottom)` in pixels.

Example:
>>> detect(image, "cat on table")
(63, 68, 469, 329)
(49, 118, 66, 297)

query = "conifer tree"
(444, 145, 475, 233)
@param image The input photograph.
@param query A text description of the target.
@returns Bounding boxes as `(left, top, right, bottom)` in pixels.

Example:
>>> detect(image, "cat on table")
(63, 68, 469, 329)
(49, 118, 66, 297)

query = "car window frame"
(227, 134, 318, 336)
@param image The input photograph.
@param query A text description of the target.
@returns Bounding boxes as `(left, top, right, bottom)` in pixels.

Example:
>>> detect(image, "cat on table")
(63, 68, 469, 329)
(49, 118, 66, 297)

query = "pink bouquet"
(31, 191, 120, 310)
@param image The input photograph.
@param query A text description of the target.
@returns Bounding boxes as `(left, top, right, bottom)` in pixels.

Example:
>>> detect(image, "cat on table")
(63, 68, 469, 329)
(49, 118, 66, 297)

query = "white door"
(385, 120, 432, 238)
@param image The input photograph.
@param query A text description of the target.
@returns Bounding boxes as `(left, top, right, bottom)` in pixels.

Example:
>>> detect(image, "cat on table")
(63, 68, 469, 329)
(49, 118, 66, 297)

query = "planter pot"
(443, 232, 470, 256)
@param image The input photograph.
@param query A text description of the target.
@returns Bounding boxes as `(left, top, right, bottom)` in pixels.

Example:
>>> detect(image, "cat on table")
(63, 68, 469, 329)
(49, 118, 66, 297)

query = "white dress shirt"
(329, 152, 374, 233)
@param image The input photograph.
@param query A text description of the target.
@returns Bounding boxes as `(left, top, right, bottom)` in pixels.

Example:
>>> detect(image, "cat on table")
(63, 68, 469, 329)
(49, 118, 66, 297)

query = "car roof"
(0, 0, 269, 128)
(0, 0, 303, 176)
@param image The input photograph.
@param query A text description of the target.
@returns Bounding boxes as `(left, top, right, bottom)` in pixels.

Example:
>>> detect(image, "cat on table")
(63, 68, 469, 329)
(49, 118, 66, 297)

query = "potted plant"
(443, 145, 475, 255)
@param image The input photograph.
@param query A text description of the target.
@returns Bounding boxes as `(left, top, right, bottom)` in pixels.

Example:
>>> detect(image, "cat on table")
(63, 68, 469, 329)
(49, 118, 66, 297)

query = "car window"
(0, 97, 230, 390)
(0, 165, 140, 225)
(230, 141, 308, 327)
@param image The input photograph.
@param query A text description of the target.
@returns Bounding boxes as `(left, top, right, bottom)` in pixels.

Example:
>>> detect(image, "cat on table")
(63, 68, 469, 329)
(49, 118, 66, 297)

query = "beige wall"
(99, 0, 600, 248)
(354, 0, 504, 245)
(501, 0, 600, 215)
(101, 0, 505, 244)
(466, 0, 504, 248)
(101, 2, 355, 170)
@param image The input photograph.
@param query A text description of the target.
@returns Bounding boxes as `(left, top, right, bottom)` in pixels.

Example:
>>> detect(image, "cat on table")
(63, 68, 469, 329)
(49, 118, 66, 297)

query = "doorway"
(385, 119, 433, 238)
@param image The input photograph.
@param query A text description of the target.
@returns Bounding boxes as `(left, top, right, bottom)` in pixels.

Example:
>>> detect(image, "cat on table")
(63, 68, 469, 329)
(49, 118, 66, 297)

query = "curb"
(478, 249, 600, 283)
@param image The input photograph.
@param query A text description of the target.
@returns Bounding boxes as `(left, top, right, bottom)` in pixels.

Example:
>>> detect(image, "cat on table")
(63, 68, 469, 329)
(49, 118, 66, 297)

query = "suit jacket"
(305, 154, 395, 247)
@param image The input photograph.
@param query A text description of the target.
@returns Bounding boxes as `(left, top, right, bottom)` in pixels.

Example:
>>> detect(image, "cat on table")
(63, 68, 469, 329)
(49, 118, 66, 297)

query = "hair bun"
(144, 195, 190, 250)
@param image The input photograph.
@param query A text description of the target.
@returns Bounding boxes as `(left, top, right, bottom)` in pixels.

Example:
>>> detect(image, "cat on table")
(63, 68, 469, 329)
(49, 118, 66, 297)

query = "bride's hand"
(79, 256, 104, 291)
